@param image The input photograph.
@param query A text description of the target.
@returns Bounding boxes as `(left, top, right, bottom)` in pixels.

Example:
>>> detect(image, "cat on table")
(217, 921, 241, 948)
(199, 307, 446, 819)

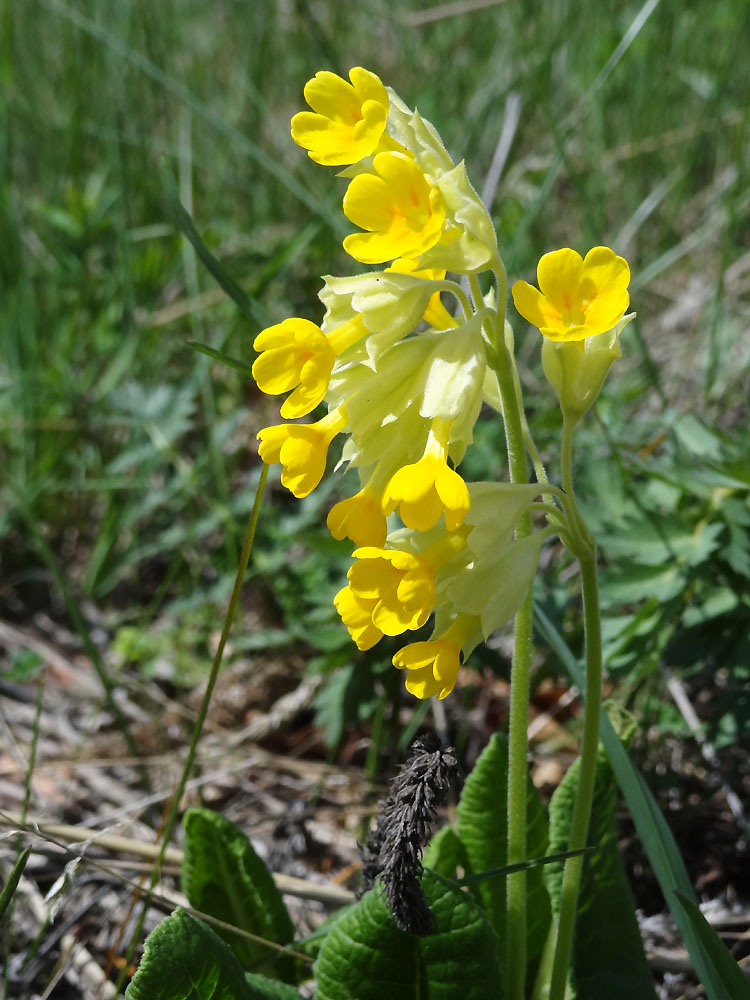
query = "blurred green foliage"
(1, 1, 749, 748)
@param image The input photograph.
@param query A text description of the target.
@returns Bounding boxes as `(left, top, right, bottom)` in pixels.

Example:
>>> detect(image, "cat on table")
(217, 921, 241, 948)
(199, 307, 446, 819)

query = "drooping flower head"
(334, 528, 469, 651)
(257, 406, 348, 498)
(393, 615, 479, 700)
(511, 246, 630, 342)
(290, 67, 390, 166)
(382, 418, 470, 532)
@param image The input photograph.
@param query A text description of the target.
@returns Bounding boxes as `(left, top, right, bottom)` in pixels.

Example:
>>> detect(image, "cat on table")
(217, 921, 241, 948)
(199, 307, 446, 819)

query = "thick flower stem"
(490, 325, 534, 1000)
(548, 548, 603, 1000)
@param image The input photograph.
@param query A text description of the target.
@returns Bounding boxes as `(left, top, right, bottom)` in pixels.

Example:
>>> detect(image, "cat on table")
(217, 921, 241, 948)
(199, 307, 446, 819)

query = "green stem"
(116, 464, 269, 992)
(548, 547, 603, 1000)
(491, 325, 533, 1000)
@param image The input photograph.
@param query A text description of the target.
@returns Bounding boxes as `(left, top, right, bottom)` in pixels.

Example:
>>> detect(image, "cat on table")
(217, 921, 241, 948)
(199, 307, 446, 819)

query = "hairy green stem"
(491, 325, 534, 1000)
(548, 547, 603, 1000)
(116, 464, 269, 992)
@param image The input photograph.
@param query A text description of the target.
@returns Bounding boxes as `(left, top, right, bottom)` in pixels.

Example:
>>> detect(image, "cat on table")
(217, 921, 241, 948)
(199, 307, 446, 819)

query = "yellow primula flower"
(257, 406, 348, 499)
(327, 487, 388, 548)
(393, 615, 479, 700)
(290, 67, 390, 167)
(343, 152, 446, 265)
(333, 585, 383, 651)
(253, 316, 367, 419)
(511, 246, 630, 343)
(334, 528, 470, 650)
(345, 547, 435, 636)
(382, 418, 469, 532)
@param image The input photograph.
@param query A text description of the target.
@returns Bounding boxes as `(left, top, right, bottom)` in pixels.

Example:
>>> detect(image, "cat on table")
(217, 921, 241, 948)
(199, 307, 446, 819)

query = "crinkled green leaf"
(545, 750, 657, 1000)
(315, 871, 502, 1000)
(243, 973, 304, 999)
(125, 908, 254, 1000)
(182, 808, 295, 982)
(422, 824, 467, 877)
(455, 733, 550, 985)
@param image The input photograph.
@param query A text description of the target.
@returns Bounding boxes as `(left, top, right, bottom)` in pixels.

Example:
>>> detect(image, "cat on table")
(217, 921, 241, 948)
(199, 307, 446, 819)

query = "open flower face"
(343, 152, 446, 265)
(512, 246, 630, 342)
(290, 67, 389, 166)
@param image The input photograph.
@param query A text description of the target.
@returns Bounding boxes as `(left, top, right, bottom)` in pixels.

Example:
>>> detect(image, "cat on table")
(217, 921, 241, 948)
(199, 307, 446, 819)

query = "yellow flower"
(334, 528, 470, 650)
(327, 487, 388, 548)
(253, 316, 367, 419)
(343, 152, 446, 265)
(382, 419, 469, 531)
(257, 406, 347, 498)
(511, 246, 630, 343)
(393, 615, 479, 700)
(290, 67, 389, 167)
(333, 585, 383, 651)
(346, 547, 435, 635)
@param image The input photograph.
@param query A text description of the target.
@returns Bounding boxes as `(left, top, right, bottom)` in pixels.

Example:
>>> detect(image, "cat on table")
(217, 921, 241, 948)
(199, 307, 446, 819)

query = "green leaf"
(423, 825, 467, 878)
(188, 340, 256, 380)
(455, 733, 550, 983)
(0, 847, 30, 921)
(672, 893, 750, 1000)
(125, 908, 256, 1000)
(244, 973, 304, 999)
(534, 603, 748, 1000)
(545, 751, 657, 1000)
(314, 871, 502, 1000)
(182, 808, 296, 982)
(160, 164, 268, 328)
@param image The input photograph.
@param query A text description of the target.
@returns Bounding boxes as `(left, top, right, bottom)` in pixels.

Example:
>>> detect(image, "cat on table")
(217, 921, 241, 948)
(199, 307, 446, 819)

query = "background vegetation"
(1, 0, 749, 993)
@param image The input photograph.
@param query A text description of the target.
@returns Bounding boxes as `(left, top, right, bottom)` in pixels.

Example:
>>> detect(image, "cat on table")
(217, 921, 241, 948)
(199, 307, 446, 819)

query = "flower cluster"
(253, 68, 632, 699)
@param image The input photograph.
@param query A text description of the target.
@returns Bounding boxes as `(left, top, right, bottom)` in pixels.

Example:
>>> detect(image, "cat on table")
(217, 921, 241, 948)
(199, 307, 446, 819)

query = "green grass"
(1, 0, 749, 695)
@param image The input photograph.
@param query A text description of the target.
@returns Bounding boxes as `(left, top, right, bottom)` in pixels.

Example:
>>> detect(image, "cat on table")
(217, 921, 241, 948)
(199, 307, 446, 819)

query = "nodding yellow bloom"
(511, 246, 630, 343)
(334, 528, 469, 650)
(338, 547, 435, 643)
(327, 487, 388, 548)
(382, 418, 469, 532)
(393, 615, 479, 700)
(290, 67, 390, 167)
(253, 316, 367, 419)
(257, 406, 348, 499)
(343, 152, 446, 265)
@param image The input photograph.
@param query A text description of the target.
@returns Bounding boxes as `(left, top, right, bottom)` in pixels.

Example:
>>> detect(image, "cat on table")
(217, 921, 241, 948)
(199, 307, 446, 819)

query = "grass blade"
(534, 602, 748, 1000)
